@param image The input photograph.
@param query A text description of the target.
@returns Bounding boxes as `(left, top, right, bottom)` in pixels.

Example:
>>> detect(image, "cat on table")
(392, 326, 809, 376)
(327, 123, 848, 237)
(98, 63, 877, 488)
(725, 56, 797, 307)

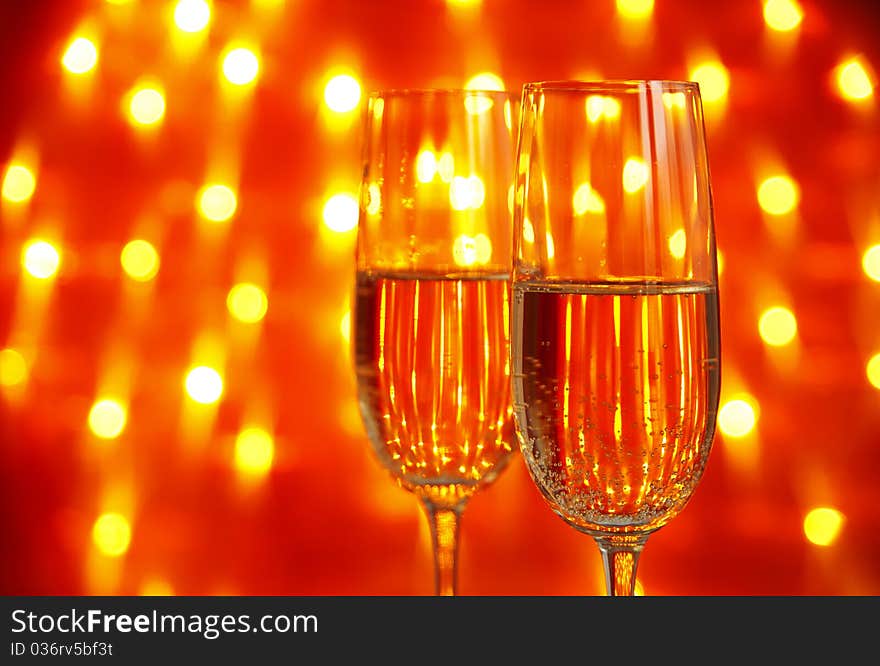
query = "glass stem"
(594, 535, 649, 596)
(422, 500, 463, 596)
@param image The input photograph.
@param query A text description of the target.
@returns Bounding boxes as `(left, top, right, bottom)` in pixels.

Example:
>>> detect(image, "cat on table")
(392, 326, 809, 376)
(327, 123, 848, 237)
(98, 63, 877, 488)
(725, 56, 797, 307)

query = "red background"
(1, 0, 879, 595)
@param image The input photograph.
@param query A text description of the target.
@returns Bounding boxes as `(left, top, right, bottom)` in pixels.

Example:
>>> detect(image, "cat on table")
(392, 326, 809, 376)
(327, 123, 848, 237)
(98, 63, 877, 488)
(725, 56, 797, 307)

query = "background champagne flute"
(511, 80, 721, 595)
(354, 89, 517, 595)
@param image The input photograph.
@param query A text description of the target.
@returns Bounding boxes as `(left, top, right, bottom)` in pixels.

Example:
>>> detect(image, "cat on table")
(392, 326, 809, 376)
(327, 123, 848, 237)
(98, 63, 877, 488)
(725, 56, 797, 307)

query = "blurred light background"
(1, 0, 879, 595)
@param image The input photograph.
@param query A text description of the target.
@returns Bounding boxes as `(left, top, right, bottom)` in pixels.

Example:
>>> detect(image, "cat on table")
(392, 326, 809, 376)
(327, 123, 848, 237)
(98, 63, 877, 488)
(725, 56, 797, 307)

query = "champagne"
(512, 280, 720, 534)
(355, 271, 514, 504)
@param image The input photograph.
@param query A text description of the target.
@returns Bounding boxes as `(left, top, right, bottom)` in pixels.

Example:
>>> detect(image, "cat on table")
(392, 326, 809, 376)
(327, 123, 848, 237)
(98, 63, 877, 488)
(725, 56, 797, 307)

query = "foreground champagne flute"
(511, 81, 721, 595)
(354, 89, 517, 595)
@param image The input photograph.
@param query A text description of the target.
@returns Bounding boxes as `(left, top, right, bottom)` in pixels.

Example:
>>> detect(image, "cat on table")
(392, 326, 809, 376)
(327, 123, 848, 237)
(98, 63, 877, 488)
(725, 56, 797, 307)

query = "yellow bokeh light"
(668, 228, 687, 259)
(586, 95, 605, 122)
(803, 507, 844, 547)
(757, 175, 799, 215)
(835, 57, 874, 102)
(61, 37, 98, 75)
(22, 239, 61, 280)
(365, 182, 381, 216)
(585, 95, 621, 122)
(140, 579, 174, 596)
(622, 158, 649, 193)
(690, 61, 729, 103)
(88, 398, 127, 439)
(2, 164, 36, 203)
(184, 366, 224, 404)
(128, 87, 166, 127)
(324, 74, 361, 113)
(340, 309, 351, 343)
(862, 245, 880, 282)
(464, 72, 504, 114)
(452, 234, 491, 266)
(227, 283, 268, 323)
(222, 47, 260, 86)
(474, 233, 492, 264)
(322, 193, 359, 233)
(121, 240, 160, 282)
(235, 427, 275, 476)
(449, 175, 485, 210)
(716, 249, 724, 276)
(416, 150, 437, 183)
(0, 348, 27, 387)
(634, 579, 645, 596)
(758, 306, 797, 347)
(437, 152, 455, 183)
(174, 0, 211, 33)
(197, 183, 237, 222)
(572, 182, 605, 215)
(616, 0, 654, 20)
(92, 513, 131, 557)
(866, 353, 880, 390)
(662, 92, 687, 110)
(453, 235, 478, 267)
(763, 0, 803, 32)
(465, 72, 505, 91)
(718, 397, 757, 438)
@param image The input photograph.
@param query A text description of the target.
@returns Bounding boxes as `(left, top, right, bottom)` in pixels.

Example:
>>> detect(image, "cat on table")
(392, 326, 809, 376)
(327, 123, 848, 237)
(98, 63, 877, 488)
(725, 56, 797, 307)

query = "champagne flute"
(354, 89, 517, 595)
(511, 81, 721, 595)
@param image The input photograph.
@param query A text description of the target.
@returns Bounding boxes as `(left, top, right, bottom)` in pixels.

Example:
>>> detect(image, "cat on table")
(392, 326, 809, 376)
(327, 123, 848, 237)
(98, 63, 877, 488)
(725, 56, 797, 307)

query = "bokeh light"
(416, 150, 437, 183)
(61, 37, 98, 75)
(449, 175, 485, 210)
(324, 74, 361, 113)
(452, 233, 492, 267)
(235, 427, 275, 477)
(227, 283, 269, 323)
(867, 353, 880, 390)
(120, 240, 160, 282)
(803, 507, 844, 547)
(2, 164, 37, 203)
(616, 0, 654, 20)
(322, 193, 359, 233)
(21, 239, 61, 280)
(92, 513, 131, 557)
(835, 57, 874, 102)
(690, 60, 729, 103)
(862, 245, 880, 282)
(140, 579, 174, 596)
(622, 157, 649, 193)
(222, 47, 260, 86)
(0, 348, 28, 387)
(465, 72, 505, 91)
(718, 397, 758, 438)
(758, 306, 798, 347)
(757, 175, 800, 215)
(127, 86, 166, 127)
(197, 183, 237, 222)
(184, 366, 224, 404)
(763, 0, 803, 32)
(173, 0, 211, 33)
(668, 228, 687, 259)
(572, 182, 605, 215)
(88, 399, 127, 440)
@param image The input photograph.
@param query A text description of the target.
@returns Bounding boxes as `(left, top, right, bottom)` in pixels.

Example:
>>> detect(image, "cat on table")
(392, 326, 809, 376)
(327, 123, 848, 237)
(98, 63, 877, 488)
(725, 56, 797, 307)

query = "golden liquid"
(511, 281, 720, 534)
(355, 271, 514, 506)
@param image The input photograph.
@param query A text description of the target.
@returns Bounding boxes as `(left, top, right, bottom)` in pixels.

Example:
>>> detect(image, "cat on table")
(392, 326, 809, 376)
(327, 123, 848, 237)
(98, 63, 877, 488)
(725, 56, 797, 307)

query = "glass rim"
(367, 88, 516, 100)
(523, 79, 700, 93)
